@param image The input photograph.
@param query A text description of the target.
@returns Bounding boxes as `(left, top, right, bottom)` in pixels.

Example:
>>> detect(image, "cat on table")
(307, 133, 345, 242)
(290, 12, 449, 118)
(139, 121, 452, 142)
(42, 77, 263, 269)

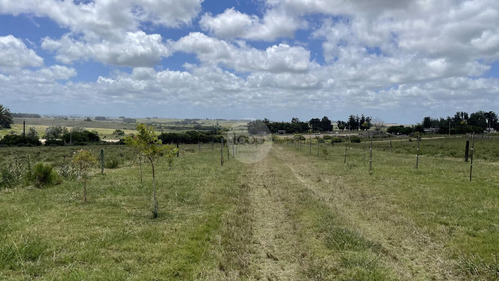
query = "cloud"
(1, 0, 201, 67)
(0, 35, 43, 72)
(0, 0, 203, 35)
(172, 32, 311, 73)
(42, 31, 170, 67)
(200, 7, 302, 41)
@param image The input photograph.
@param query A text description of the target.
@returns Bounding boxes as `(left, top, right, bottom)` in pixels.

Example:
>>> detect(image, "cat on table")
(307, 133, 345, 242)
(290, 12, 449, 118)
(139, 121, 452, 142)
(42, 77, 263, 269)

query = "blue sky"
(0, 0, 498, 124)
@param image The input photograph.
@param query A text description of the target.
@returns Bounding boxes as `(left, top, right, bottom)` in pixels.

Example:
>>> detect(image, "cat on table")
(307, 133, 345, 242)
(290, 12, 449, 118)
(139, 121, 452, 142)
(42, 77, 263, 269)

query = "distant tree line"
(422, 111, 498, 134)
(337, 114, 372, 131)
(158, 131, 223, 144)
(386, 125, 424, 135)
(258, 118, 310, 134)
(11, 113, 41, 118)
(248, 115, 372, 134)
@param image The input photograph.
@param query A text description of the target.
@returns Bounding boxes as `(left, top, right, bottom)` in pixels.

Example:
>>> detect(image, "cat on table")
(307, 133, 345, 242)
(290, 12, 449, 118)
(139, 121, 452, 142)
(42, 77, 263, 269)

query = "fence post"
(470, 133, 475, 181)
(309, 136, 312, 155)
(227, 137, 230, 162)
(464, 140, 470, 162)
(100, 148, 104, 175)
(344, 137, 349, 164)
(416, 134, 420, 169)
(220, 138, 224, 167)
(176, 142, 180, 157)
(363, 137, 366, 163)
(369, 134, 373, 173)
(317, 138, 320, 156)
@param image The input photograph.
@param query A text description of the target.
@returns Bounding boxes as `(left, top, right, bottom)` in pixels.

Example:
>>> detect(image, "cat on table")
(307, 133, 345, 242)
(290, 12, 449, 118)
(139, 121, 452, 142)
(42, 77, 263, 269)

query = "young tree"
(337, 120, 346, 131)
(125, 123, 178, 218)
(72, 149, 97, 203)
(0, 104, 13, 129)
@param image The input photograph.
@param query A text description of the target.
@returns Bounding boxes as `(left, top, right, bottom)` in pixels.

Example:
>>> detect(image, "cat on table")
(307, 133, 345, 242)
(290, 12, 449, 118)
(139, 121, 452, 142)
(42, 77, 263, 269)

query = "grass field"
(0, 137, 498, 280)
(2, 118, 240, 139)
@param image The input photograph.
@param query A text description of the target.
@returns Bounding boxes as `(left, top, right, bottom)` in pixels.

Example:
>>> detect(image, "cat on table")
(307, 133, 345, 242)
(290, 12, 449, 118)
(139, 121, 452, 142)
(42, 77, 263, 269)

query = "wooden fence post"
(309, 136, 312, 155)
(220, 138, 224, 166)
(100, 148, 104, 175)
(416, 134, 420, 169)
(344, 136, 349, 164)
(464, 140, 470, 162)
(227, 138, 230, 162)
(369, 134, 373, 173)
(470, 133, 475, 181)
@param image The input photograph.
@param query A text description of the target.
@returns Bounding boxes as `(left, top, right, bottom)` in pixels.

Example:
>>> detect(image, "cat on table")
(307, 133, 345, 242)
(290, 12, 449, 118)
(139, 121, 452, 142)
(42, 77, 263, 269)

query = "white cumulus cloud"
(0, 35, 43, 72)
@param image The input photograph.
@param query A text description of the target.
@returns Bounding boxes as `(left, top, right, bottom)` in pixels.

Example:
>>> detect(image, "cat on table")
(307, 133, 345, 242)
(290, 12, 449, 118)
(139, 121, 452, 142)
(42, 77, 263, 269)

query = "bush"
(294, 134, 306, 141)
(62, 130, 100, 144)
(44, 139, 65, 146)
(0, 134, 41, 146)
(33, 163, 58, 188)
(113, 129, 125, 136)
(350, 136, 362, 143)
(104, 158, 120, 169)
(0, 167, 16, 188)
(331, 137, 344, 143)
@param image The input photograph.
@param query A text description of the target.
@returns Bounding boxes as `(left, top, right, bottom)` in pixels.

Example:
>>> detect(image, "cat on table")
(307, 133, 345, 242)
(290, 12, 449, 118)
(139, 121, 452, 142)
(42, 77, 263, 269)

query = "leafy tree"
(125, 123, 178, 218)
(484, 111, 499, 130)
(320, 116, 332, 131)
(360, 115, 372, 130)
(27, 127, 39, 139)
(72, 149, 97, 203)
(0, 105, 13, 129)
(309, 118, 321, 132)
(348, 115, 358, 130)
(44, 126, 68, 140)
(422, 117, 432, 128)
(468, 111, 487, 130)
(337, 120, 346, 131)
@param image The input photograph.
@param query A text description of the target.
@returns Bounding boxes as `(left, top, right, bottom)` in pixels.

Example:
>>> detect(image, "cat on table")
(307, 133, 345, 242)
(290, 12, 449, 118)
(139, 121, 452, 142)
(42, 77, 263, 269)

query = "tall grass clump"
(32, 163, 58, 188)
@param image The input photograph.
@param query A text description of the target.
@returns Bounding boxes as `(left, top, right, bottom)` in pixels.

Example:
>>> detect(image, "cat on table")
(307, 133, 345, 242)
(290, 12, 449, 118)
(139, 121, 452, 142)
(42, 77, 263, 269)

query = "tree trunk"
(139, 157, 143, 183)
(151, 159, 158, 218)
(83, 179, 87, 203)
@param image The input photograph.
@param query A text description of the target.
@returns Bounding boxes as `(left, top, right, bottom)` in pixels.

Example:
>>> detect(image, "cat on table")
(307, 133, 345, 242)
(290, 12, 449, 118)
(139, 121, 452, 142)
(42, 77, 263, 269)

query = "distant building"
(424, 127, 439, 133)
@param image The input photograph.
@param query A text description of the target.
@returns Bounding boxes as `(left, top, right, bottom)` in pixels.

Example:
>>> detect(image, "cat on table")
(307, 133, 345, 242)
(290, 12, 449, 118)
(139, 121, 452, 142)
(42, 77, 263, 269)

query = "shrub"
(331, 137, 344, 143)
(0, 134, 41, 146)
(294, 134, 306, 141)
(113, 129, 125, 136)
(0, 167, 16, 188)
(104, 158, 120, 169)
(44, 139, 65, 146)
(58, 162, 76, 179)
(33, 163, 58, 188)
(350, 136, 362, 143)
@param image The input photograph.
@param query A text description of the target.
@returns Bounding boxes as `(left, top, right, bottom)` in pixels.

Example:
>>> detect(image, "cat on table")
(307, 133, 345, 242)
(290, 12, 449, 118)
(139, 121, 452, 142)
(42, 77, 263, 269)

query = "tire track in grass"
(274, 145, 463, 280)
(244, 154, 302, 280)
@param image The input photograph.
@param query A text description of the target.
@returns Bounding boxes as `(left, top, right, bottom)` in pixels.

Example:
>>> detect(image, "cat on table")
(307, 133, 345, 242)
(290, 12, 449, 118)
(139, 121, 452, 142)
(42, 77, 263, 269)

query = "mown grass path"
(0, 139, 497, 280)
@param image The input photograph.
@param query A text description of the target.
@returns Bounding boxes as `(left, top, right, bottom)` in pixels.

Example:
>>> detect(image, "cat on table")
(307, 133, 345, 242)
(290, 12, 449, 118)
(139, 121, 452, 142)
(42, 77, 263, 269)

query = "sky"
(0, 0, 498, 124)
